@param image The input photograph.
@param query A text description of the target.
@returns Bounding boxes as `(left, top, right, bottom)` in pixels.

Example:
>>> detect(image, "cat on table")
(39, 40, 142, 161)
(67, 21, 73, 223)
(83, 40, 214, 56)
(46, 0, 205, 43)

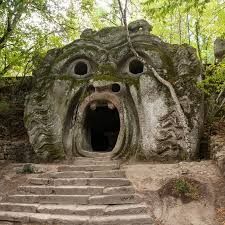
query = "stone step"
(104, 204, 148, 215)
(103, 186, 135, 195)
(89, 194, 142, 205)
(5, 194, 141, 205)
(0, 211, 153, 225)
(75, 156, 113, 161)
(29, 178, 131, 187)
(18, 186, 134, 195)
(40, 171, 92, 179)
(92, 170, 126, 178)
(0, 203, 148, 216)
(18, 186, 104, 195)
(0, 203, 38, 213)
(0, 211, 88, 225)
(72, 159, 120, 166)
(39, 170, 126, 179)
(6, 195, 90, 204)
(57, 164, 120, 172)
(91, 214, 152, 225)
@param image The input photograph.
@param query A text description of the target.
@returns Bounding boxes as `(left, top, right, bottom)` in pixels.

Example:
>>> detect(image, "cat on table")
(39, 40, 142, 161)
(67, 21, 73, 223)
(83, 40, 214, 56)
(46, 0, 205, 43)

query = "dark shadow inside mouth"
(85, 105, 120, 152)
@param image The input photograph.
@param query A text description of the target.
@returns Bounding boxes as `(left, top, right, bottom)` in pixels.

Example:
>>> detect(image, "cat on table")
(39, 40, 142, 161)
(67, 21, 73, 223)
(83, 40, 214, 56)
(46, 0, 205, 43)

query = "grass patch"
(174, 178, 200, 200)
(17, 164, 36, 174)
(159, 177, 204, 203)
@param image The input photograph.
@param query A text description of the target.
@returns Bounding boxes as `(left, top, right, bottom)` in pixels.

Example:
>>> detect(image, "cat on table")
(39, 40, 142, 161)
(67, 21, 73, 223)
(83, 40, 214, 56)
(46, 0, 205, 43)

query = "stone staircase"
(0, 157, 153, 225)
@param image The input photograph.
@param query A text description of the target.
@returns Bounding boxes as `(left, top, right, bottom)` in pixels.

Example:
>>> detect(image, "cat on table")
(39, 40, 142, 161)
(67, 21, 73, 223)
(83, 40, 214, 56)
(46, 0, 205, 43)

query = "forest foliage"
(0, 0, 225, 77)
(0, 0, 225, 118)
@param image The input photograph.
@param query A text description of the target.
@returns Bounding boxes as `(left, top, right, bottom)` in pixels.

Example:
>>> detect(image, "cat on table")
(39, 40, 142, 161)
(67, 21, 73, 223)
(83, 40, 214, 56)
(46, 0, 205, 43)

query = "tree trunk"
(186, 12, 191, 45)
(195, 19, 202, 62)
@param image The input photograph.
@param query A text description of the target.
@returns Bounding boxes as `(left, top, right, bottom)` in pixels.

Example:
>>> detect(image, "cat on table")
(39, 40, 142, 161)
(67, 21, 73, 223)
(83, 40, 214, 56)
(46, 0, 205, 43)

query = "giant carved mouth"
(84, 101, 120, 152)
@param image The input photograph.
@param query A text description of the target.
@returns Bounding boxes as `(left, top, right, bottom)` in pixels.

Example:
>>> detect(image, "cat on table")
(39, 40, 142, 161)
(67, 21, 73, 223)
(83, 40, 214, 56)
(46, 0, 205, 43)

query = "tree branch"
(0, 64, 12, 77)
(117, 0, 192, 158)
(0, 1, 30, 50)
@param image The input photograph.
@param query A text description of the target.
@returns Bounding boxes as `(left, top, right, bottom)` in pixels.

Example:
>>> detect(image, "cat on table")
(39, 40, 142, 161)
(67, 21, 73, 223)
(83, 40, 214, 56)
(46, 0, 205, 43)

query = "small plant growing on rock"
(174, 178, 199, 200)
(159, 177, 203, 203)
(175, 178, 190, 194)
(20, 164, 35, 174)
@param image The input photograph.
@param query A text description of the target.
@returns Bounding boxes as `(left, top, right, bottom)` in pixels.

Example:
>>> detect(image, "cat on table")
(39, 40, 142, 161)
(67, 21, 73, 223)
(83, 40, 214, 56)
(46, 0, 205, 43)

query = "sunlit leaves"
(142, 0, 225, 63)
(0, 0, 80, 77)
(1, 0, 225, 77)
(198, 60, 225, 95)
(81, 0, 94, 12)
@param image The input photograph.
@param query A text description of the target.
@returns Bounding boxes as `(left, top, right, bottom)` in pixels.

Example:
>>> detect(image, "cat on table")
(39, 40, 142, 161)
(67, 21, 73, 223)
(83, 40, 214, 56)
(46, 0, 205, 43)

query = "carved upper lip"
(89, 100, 115, 110)
(79, 92, 121, 112)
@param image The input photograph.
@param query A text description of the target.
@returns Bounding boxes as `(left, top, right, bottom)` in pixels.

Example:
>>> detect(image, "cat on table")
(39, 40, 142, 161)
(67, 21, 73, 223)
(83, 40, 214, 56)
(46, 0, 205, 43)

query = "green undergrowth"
(198, 60, 225, 124)
(17, 164, 36, 174)
(159, 177, 204, 203)
(174, 178, 200, 200)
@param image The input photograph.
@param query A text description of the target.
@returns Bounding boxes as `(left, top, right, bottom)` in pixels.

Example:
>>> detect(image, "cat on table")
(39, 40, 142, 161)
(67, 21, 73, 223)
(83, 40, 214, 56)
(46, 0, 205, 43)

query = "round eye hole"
(74, 61, 88, 75)
(70, 59, 91, 77)
(129, 59, 144, 75)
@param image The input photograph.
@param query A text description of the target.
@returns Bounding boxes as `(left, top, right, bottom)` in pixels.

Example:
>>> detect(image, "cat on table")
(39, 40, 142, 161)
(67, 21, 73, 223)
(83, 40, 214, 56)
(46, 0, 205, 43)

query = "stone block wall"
(0, 77, 34, 163)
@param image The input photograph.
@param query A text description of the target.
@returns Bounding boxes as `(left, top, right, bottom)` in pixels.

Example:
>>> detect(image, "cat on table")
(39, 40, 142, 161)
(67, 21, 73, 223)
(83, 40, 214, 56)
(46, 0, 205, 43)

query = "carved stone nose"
(87, 84, 95, 94)
(87, 83, 121, 93)
(111, 83, 120, 93)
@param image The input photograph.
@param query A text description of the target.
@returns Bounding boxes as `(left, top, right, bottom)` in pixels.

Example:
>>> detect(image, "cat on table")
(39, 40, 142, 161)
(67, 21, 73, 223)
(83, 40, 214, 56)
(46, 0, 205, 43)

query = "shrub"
(198, 60, 225, 124)
(173, 178, 200, 200)
(21, 164, 35, 174)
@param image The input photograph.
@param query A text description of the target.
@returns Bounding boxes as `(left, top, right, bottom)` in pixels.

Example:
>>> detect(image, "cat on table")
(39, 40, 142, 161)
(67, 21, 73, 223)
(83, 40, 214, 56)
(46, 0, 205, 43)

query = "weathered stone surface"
(210, 133, 225, 176)
(90, 214, 153, 225)
(89, 194, 141, 205)
(0, 78, 34, 162)
(24, 20, 204, 161)
(0, 158, 153, 224)
(0, 203, 148, 216)
(58, 164, 120, 172)
(104, 203, 147, 215)
(0, 211, 152, 225)
(92, 170, 126, 178)
(18, 185, 104, 195)
(214, 38, 225, 61)
(39, 170, 126, 179)
(29, 177, 131, 187)
(6, 194, 90, 204)
(103, 186, 134, 195)
(0, 211, 89, 225)
(40, 171, 92, 178)
(0, 203, 38, 213)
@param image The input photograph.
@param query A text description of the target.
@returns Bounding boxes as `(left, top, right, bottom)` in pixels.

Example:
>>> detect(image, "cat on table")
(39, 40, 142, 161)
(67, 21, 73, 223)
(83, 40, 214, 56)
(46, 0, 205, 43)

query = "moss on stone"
(37, 144, 65, 162)
(54, 45, 98, 64)
(52, 66, 141, 89)
(58, 74, 89, 86)
(0, 100, 10, 113)
(93, 74, 140, 88)
(48, 148, 65, 161)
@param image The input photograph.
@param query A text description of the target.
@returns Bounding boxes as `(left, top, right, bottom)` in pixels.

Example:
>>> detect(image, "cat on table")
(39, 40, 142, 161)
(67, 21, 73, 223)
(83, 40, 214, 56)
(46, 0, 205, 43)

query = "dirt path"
(124, 160, 225, 225)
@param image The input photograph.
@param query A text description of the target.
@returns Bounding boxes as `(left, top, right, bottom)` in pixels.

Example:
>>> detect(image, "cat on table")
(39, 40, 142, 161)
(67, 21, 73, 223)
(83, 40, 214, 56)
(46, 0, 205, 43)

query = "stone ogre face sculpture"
(24, 20, 204, 161)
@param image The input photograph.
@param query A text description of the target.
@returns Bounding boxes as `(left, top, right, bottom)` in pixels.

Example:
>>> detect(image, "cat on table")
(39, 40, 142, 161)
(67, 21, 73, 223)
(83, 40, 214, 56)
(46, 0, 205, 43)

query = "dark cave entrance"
(85, 105, 120, 152)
